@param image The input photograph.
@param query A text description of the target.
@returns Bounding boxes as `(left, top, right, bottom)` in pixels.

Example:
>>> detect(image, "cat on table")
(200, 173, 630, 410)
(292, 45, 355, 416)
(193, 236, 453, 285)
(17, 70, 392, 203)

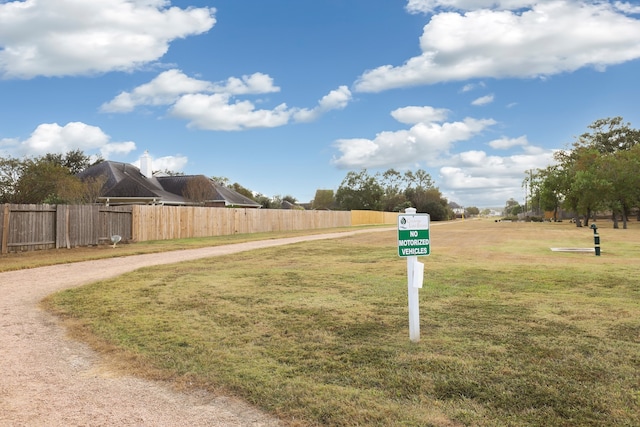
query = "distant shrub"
(524, 216, 544, 222)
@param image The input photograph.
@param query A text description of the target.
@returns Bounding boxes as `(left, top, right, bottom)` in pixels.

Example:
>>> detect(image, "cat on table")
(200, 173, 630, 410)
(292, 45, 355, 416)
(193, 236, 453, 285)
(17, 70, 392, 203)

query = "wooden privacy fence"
(131, 206, 352, 241)
(1, 205, 397, 253)
(1, 204, 132, 253)
(351, 210, 398, 226)
(56, 205, 133, 248)
(1, 204, 56, 253)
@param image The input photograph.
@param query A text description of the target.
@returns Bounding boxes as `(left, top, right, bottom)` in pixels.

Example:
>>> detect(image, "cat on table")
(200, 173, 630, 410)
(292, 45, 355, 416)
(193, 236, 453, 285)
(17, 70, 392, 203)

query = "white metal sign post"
(398, 208, 430, 343)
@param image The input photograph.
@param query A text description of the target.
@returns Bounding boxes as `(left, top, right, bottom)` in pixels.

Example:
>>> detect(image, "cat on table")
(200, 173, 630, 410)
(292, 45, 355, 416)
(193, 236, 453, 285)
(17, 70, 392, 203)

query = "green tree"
(269, 195, 283, 209)
(48, 174, 88, 204)
(311, 189, 335, 210)
(597, 144, 640, 228)
(0, 156, 22, 203)
(402, 169, 449, 218)
(335, 170, 383, 211)
(530, 166, 563, 221)
(422, 189, 451, 220)
(466, 206, 480, 216)
(43, 149, 101, 174)
(229, 182, 256, 200)
(406, 187, 451, 220)
(3, 150, 108, 204)
(14, 158, 83, 203)
(282, 195, 297, 204)
(510, 204, 523, 216)
(504, 198, 520, 216)
(555, 117, 640, 227)
(211, 176, 231, 186)
(576, 116, 639, 154)
(555, 146, 610, 226)
(379, 169, 407, 212)
(404, 169, 434, 189)
(254, 194, 271, 208)
(80, 175, 108, 204)
(336, 168, 449, 216)
(254, 194, 284, 209)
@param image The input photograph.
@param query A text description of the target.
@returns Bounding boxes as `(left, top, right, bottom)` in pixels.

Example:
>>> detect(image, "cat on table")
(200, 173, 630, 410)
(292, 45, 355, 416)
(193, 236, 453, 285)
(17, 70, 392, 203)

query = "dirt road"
(1, 230, 386, 426)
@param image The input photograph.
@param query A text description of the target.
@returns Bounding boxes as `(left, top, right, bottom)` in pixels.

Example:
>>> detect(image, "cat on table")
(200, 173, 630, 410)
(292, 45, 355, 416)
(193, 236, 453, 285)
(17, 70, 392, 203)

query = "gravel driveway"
(0, 230, 383, 426)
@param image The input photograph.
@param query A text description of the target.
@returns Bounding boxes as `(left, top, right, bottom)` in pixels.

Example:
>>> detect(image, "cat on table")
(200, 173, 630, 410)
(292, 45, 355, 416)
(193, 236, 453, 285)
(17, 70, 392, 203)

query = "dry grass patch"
(44, 219, 640, 426)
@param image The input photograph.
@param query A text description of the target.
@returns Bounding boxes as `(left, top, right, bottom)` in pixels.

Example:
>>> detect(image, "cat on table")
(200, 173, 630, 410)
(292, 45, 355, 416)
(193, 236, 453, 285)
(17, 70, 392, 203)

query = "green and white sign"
(397, 213, 430, 257)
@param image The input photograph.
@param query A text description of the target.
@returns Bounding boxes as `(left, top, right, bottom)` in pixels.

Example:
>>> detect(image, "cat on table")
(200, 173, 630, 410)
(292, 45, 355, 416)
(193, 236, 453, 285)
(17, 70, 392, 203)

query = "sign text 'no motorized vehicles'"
(397, 213, 430, 257)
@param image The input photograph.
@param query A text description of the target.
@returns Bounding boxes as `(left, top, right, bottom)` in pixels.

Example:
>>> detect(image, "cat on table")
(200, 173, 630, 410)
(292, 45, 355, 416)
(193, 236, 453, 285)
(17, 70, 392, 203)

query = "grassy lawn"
(43, 219, 640, 426)
(0, 226, 373, 273)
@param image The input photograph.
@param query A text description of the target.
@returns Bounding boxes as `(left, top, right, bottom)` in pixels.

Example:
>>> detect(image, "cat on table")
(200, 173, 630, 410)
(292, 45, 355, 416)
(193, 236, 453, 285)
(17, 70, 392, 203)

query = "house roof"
(210, 181, 262, 207)
(281, 200, 304, 210)
(155, 175, 261, 207)
(78, 161, 261, 207)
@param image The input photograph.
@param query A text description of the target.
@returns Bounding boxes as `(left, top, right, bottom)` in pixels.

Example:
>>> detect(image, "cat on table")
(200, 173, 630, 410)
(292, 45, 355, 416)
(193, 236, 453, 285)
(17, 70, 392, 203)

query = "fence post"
(2, 204, 9, 254)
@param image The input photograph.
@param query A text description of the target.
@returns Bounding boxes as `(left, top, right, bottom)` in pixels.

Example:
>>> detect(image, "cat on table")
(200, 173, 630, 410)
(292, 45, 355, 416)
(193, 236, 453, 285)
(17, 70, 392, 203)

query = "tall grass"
(44, 220, 640, 426)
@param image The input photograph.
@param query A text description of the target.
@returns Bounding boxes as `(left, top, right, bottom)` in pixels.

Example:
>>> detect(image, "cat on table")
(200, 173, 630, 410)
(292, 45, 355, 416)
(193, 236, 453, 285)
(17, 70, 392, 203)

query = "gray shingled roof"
(209, 182, 262, 207)
(78, 161, 261, 207)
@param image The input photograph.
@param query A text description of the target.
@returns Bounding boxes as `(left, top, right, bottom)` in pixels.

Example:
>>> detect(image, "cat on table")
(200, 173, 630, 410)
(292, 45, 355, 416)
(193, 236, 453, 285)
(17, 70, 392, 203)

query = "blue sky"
(1, 0, 640, 208)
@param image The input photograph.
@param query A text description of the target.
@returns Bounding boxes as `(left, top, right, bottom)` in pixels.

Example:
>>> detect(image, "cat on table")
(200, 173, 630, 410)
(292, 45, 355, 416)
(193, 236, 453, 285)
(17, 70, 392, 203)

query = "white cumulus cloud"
(211, 72, 281, 96)
(293, 86, 352, 122)
(4, 122, 136, 159)
(101, 69, 215, 113)
(332, 107, 496, 169)
(100, 141, 137, 158)
(102, 69, 351, 130)
(356, 1, 640, 92)
(406, 0, 536, 14)
(488, 136, 528, 149)
(437, 146, 556, 206)
(170, 92, 293, 131)
(471, 94, 495, 106)
(0, 0, 216, 79)
(101, 70, 281, 113)
(391, 106, 450, 124)
(460, 82, 486, 92)
(614, 1, 640, 14)
(100, 69, 352, 131)
(133, 153, 188, 173)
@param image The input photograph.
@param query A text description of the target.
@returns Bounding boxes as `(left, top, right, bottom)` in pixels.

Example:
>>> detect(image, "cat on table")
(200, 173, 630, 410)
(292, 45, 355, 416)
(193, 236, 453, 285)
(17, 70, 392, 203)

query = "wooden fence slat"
(55, 205, 72, 249)
(2, 204, 10, 254)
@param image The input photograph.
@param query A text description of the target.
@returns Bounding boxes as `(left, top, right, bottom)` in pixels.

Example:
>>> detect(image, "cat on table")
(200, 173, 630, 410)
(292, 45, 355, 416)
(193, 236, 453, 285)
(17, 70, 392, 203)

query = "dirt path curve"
(0, 229, 392, 426)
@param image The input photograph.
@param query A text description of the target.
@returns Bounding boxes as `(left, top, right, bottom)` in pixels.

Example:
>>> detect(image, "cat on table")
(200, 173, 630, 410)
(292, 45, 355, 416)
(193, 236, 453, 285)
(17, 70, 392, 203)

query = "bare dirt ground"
(0, 230, 386, 426)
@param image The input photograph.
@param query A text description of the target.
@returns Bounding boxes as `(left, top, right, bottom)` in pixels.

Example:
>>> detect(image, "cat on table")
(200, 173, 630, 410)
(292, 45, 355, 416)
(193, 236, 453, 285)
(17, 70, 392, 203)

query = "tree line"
(312, 169, 454, 221)
(526, 117, 640, 228)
